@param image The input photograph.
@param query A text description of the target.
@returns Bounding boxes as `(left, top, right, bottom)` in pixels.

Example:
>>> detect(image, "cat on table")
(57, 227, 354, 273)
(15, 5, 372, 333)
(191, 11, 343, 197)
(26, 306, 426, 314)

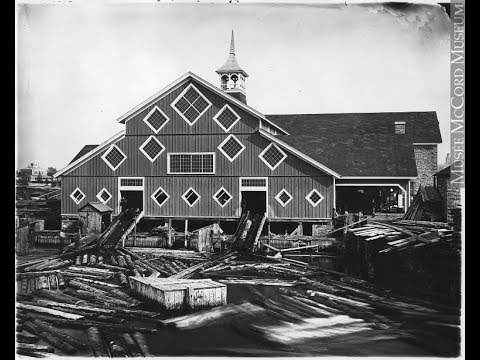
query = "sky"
(16, 1, 451, 170)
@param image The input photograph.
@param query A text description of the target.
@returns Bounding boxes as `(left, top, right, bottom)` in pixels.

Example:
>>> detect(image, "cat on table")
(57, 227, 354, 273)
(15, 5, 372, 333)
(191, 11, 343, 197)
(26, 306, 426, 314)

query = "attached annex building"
(55, 32, 442, 225)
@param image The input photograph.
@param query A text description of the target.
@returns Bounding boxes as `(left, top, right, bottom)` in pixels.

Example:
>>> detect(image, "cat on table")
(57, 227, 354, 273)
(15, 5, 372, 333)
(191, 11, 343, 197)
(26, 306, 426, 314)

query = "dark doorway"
(101, 214, 111, 232)
(120, 190, 143, 212)
(241, 191, 266, 214)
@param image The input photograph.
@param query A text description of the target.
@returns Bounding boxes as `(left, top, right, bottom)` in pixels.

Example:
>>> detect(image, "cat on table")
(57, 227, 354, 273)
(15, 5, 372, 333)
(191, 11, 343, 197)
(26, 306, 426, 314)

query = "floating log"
(32, 289, 83, 305)
(72, 277, 122, 288)
(94, 263, 127, 272)
(31, 318, 89, 351)
(23, 321, 77, 354)
(86, 327, 110, 357)
(16, 342, 54, 353)
(35, 299, 117, 315)
(16, 332, 40, 344)
(17, 302, 84, 320)
(132, 332, 151, 357)
(121, 333, 144, 357)
(43, 318, 158, 334)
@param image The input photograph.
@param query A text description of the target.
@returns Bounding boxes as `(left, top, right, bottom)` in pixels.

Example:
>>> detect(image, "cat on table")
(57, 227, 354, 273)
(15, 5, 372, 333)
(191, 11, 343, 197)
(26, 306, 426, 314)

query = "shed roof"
(265, 111, 441, 177)
(78, 202, 113, 213)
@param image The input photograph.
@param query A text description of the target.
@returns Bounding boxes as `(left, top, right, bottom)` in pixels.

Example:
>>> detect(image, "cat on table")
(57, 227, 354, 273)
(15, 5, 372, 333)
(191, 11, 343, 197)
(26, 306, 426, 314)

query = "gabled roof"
(265, 112, 441, 177)
(216, 31, 248, 77)
(78, 201, 113, 213)
(69, 145, 98, 165)
(54, 130, 125, 178)
(114, 72, 287, 135)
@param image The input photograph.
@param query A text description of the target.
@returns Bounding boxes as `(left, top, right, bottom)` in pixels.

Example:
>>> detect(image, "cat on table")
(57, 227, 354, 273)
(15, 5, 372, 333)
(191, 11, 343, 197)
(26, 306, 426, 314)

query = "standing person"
(58, 231, 66, 254)
(371, 198, 376, 218)
(120, 196, 127, 213)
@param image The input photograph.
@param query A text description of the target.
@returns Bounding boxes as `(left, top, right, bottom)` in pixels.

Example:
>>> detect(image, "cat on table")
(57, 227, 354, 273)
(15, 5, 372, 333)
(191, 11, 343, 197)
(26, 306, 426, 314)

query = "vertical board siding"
(68, 133, 322, 177)
(61, 176, 118, 215)
(61, 77, 334, 220)
(62, 175, 333, 219)
(125, 81, 259, 135)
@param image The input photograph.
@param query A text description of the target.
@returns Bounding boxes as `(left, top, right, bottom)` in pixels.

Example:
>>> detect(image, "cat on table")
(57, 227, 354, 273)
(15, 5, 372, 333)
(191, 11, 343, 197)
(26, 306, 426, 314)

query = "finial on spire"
(230, 30, 235, 55)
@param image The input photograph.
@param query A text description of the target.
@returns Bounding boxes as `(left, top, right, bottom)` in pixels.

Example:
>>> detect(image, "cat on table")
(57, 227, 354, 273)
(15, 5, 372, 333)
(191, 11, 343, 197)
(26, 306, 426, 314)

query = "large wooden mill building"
(55, 31, 442, 231)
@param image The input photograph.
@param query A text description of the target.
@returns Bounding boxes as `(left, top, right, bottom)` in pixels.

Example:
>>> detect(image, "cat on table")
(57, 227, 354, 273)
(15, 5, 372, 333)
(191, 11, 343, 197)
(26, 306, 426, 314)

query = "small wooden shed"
(78, 202, 113, 235)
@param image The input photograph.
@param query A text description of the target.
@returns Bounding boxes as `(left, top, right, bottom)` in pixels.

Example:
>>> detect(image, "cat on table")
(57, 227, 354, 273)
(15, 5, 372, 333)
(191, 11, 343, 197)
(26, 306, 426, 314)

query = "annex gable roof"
(69, 145, 98, 165)
(54, 130, 125, 178)
(264, 112, 442, 177)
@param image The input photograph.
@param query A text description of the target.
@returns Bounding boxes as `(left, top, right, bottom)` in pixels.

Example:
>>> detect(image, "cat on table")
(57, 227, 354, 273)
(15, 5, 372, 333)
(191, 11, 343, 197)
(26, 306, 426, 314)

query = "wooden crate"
(128, 277, 227, 310)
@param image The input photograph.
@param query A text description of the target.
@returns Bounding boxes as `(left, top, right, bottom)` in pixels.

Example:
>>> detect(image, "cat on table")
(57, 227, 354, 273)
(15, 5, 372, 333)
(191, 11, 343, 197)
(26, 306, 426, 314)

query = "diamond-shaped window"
(182, 187, 201, 207)
(259, 143, 287, 171)
(306, 189, 324, 207)
(171, 84, 212, 126)
(213, 104, 241, 132)
(218, 135, 245, 162)
(143, 106, 170, 133)
(139, 136, 165, 162)
(275, 189, 293, 207)
(101, 145, 127, 171)
(70, 187, 86, 205)
(151, 186, 170, 207)
(96, 188, 112, 204)
(213, 187, 232, 207)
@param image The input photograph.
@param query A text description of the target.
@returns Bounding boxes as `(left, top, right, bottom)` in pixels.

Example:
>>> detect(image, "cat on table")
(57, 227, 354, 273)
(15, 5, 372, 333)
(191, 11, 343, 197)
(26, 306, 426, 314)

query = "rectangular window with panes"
(167, 153, 215, 174)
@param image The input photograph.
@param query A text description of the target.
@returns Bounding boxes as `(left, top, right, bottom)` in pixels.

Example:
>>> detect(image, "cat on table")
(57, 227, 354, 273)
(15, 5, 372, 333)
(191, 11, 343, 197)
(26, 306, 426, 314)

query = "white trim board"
(54, 130, 125, 178)
(118, 177, 145, 214)
(335, 183, 407, 195)
(239, 177, 269, 217)
(115, 72, 289, 135)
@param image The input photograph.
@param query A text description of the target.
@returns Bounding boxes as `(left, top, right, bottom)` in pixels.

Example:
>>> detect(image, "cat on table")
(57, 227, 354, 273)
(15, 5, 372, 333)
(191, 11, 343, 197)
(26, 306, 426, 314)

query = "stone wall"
(436, 175, 461, 222)
(413, 145, 438, 194)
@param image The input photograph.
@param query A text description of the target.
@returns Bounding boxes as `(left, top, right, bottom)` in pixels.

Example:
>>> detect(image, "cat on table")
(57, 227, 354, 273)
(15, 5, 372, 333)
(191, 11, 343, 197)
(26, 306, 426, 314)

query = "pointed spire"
(230, 30, 235, 55)
(216, 30, 248, 77)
